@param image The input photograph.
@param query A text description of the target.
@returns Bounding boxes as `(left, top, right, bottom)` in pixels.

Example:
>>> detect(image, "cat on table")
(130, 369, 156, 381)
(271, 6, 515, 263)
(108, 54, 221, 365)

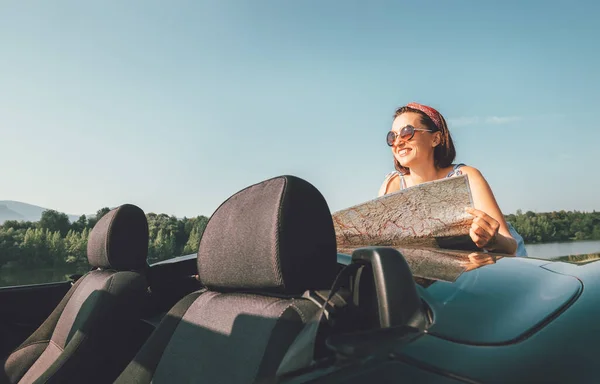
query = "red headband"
(406, 102, 442, 131)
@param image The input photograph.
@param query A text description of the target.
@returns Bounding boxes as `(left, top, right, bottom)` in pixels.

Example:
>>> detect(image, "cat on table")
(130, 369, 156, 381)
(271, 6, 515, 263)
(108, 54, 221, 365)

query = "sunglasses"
(386, 125, 434, 146)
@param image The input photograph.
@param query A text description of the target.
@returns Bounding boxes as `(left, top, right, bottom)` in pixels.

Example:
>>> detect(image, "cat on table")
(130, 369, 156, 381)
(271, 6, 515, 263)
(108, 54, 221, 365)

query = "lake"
(2, 240, 600, 288)
(524, 240, 600, 259)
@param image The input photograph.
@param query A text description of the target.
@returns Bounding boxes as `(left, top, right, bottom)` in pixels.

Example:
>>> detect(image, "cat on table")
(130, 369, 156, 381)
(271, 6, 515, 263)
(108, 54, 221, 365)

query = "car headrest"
(87, 204, 149, 270)
(198, 175, 338, 294)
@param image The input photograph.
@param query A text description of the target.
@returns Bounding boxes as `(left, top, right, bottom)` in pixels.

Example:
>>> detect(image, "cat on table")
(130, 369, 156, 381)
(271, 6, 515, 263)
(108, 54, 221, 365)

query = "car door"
(0, 279, 74, 358)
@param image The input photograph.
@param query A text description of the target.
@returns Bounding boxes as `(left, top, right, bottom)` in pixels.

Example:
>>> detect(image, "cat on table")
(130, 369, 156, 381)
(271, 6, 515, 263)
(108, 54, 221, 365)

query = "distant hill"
(0, 205, 25, 222)
(0, 201, 80, 224)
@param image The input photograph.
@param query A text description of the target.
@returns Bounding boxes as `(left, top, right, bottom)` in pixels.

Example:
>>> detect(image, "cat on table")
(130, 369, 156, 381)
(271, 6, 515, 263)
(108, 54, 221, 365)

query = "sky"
(1, 0, 599, 218)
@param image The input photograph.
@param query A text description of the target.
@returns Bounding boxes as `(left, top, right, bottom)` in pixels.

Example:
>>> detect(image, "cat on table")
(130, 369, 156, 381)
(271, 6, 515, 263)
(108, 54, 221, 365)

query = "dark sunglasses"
(386, 125, 434, 146)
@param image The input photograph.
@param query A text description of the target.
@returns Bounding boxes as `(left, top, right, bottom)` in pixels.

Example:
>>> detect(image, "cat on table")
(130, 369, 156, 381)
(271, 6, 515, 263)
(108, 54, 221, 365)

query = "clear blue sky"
(1, 1, 599, 218)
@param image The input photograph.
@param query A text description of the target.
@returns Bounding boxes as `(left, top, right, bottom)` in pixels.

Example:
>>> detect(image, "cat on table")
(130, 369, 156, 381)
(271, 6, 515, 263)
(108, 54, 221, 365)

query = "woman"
(378, 102, 527, 256)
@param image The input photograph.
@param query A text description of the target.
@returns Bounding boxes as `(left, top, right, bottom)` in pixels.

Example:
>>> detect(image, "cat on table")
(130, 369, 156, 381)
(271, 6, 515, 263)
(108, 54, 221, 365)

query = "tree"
(183, 227, 201, 254)
(96, 207, 111, 221)
(1, 220, 34, 231)
(39, 210, 71, 237)
(0, 228, 20, 267)
(149, 229, 176, 263)
(182, 216, 209, 254)
(48, 231, 66, 263)
(65, 228, 89, 266)
(87, 207, 111, 229)
(71, 215, 88, 233)
(20, 228, 54, 267)
(1, 209, 212, 271)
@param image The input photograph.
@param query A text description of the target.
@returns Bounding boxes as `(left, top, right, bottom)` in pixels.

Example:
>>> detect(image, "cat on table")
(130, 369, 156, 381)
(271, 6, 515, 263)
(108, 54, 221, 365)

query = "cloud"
(448, 116, 481, 127)
(484, 116, 522, 124)
(448, 115, 523, 127)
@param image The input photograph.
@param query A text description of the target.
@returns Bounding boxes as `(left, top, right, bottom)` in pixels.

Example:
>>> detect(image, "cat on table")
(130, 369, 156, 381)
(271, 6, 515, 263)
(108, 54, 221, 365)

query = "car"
(1, 175, 598, 383)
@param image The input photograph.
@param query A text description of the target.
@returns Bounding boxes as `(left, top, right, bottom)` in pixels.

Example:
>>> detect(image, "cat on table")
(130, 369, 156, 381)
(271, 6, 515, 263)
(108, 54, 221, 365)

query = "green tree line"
(1, 208, 599, 272)
(0, 208, 209, 271)
(506, 209, 600, 243)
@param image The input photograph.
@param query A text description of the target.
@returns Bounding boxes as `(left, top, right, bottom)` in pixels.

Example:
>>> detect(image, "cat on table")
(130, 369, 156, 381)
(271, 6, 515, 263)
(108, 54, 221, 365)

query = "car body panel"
(425, 257, 582, 345)
(325, 248, 600, 383)
(403, 258, 600, 383)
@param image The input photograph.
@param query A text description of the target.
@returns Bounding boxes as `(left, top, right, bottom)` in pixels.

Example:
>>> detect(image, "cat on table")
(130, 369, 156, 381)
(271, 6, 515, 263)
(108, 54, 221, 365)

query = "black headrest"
(87, 204, 149, 270)
(197, 175, 338, 294)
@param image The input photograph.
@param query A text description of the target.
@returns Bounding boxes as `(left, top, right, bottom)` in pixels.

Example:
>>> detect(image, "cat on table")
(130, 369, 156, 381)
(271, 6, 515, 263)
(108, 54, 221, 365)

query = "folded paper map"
(333, 175, 477, 254)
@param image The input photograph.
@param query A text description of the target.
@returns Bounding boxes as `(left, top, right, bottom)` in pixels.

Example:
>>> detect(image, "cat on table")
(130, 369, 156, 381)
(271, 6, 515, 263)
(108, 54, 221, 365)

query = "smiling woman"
(378, 102, 527, 256)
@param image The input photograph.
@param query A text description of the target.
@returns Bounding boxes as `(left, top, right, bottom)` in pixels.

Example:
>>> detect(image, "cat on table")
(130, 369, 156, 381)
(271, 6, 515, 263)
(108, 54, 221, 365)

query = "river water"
(523, 240, 600, 259)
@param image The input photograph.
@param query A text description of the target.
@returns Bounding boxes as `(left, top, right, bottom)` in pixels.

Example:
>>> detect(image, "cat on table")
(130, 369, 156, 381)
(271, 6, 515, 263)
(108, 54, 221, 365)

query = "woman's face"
(390, 112, 438, 168)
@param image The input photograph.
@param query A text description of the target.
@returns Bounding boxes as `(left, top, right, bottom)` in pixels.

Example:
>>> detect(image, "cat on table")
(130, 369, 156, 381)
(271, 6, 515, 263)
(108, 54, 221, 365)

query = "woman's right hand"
(465, 207, 500, 250)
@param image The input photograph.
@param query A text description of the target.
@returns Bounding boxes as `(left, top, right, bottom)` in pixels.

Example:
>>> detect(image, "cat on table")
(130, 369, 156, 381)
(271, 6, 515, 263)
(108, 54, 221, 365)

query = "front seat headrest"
(198, 175, 337, 294)
(87, 204, 149, 270)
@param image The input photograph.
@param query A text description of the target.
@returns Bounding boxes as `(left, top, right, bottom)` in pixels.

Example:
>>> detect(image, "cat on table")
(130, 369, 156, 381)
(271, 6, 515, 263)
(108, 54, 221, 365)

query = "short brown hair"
(392, 106, 456, 175)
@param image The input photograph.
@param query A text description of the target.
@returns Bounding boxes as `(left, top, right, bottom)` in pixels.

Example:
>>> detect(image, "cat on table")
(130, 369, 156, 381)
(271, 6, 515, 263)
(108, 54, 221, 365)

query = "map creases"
(333, 175, 475, 253)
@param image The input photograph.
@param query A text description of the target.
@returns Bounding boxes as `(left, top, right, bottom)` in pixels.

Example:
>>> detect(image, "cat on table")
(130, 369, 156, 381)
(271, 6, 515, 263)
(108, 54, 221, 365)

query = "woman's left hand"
(465, 207, 500, 250)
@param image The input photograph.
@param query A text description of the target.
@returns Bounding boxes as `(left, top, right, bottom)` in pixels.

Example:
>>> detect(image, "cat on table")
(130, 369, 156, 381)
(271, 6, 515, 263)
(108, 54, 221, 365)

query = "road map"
(333, 174, 477, 254)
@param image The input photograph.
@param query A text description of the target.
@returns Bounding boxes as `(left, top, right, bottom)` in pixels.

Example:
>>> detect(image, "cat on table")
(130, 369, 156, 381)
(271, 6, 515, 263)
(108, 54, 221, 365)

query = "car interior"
(0, 175, 434, 384)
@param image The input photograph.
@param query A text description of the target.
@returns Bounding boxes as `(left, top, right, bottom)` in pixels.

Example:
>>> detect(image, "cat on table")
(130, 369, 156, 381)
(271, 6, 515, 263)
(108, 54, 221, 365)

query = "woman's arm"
(460, 166, 518, 255)
(378, 172, 400, 197)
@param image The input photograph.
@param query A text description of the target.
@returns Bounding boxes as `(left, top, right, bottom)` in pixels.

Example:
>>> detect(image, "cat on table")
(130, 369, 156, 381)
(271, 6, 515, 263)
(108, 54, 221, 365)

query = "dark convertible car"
(1, 175, 598, 383)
